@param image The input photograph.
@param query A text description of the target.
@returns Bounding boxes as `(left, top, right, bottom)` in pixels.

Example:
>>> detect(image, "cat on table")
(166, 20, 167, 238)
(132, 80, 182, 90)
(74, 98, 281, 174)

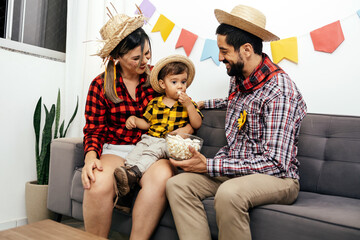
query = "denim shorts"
(101, 143, 135, 159)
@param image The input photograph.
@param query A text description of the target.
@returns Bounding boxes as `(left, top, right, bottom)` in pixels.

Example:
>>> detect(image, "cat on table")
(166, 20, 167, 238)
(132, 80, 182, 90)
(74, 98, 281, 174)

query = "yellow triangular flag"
(151, 14, 175, 42)
(270, 37, 298, 64)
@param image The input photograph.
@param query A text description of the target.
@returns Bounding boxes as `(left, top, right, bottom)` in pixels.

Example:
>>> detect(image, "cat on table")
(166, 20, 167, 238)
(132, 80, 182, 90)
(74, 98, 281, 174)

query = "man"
(166, 4, 307, 240)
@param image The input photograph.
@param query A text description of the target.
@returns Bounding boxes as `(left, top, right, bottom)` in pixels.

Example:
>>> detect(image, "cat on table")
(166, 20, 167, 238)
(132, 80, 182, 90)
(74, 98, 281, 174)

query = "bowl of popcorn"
(166, 132, 203, 161)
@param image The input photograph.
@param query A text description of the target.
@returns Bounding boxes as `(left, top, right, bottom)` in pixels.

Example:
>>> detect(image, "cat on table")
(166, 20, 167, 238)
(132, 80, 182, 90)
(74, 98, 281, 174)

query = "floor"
(62, 217, 129, 240)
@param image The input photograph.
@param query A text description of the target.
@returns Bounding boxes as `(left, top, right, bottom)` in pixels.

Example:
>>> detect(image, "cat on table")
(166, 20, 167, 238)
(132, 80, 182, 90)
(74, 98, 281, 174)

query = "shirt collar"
(157, 95, 180, 108)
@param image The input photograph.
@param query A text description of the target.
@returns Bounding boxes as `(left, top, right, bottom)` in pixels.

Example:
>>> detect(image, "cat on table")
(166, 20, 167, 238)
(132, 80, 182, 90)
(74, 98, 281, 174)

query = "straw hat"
(150, 55, 195, 94)
(214, 5, 279, 41)
(97, 14, 145, 58)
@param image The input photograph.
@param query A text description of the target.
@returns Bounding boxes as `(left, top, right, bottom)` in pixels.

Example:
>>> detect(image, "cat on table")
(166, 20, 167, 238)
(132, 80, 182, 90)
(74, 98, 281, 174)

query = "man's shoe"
(114, 165, 142, 197)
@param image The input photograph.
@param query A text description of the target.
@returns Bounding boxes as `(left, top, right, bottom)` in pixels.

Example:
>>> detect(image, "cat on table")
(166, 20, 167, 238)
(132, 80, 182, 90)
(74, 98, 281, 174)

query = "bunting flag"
(310, 20, 344, 53)
(135, 0, 156, 21)
(175, 29, 198, 56)
(151, 14, 175, 42)
(136, 0, 359, 66)
(200, 39, 220, 66)
(270, 37, 298, 64)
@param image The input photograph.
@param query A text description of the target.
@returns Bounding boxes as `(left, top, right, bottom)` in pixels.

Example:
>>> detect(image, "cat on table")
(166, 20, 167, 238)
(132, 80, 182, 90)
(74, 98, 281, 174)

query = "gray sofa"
(48, 109, 360, 239)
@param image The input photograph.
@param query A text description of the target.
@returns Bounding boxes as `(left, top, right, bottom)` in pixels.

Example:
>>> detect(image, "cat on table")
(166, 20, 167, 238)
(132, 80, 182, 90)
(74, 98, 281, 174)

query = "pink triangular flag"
(175, 29, 198, 56)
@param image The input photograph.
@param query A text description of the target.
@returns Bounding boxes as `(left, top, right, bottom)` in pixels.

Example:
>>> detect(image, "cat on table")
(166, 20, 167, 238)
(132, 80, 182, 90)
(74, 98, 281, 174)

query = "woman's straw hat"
(97, 14, 145, 58)
(150, 55, 195, 94)
(214, 5, 279, 41)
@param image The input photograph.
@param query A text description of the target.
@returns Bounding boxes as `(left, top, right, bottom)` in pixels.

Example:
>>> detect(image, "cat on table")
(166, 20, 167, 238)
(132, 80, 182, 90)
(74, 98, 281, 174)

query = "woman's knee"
(85, 170, 114, 198)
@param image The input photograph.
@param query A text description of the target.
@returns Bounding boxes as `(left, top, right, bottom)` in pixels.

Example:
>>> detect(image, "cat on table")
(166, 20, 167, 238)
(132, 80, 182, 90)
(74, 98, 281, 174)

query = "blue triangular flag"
(357, 9, 360, 18)
(200, 39, 220, 66)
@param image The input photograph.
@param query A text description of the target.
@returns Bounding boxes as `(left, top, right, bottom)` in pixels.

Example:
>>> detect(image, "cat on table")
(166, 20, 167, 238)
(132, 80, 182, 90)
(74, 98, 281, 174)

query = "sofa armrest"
(47, 137, 84, 217)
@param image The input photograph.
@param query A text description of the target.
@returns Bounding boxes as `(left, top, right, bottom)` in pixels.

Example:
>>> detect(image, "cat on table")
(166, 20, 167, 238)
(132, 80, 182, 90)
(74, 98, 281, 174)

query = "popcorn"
(166, 134, 202, 160)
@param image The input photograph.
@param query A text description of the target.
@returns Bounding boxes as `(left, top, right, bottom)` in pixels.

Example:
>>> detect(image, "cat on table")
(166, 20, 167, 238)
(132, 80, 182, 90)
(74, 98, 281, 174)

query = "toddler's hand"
(178, 92, 192, 108)
(125, 116, 137, 129)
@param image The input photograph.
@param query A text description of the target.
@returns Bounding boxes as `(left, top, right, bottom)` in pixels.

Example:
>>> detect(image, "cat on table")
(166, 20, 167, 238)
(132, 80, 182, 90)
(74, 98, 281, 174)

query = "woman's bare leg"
(130, 159, 175, 240)
(83, 154, 125, 238)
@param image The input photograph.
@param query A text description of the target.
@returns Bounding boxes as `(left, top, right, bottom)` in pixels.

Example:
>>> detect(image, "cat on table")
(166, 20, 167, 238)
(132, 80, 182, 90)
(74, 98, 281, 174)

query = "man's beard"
(223, 57, 244, 77)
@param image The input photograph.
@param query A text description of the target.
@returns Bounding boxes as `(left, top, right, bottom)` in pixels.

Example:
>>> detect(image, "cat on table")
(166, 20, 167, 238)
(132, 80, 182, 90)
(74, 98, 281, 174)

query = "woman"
(81, 13, 192, 239)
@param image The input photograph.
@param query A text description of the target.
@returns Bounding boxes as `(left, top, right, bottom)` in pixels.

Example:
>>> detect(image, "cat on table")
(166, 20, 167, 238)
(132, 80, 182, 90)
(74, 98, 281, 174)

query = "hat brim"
(97, 16, 145, 59)
(214, 9, 279, 42)
(150, 55, 195, 94)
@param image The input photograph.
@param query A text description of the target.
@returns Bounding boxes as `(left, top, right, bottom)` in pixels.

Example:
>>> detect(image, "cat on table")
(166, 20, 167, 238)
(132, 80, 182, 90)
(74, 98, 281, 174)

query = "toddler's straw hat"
(150, 55, 195, 94)
(96, 13, 145, 59)
(214, 5, 279, 41)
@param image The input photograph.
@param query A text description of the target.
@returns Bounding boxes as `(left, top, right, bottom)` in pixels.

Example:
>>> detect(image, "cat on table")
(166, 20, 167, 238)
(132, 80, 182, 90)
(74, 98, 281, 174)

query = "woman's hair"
(158, 62, 189, 81)
(104, 27, 151, 103)
(216, 23, 263, 55)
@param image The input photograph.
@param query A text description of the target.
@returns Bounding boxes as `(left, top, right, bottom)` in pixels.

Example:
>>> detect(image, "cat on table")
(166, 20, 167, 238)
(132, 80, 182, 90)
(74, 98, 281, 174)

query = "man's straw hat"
(214, 5, 279, 41)
(150, 55, 195, 94)
(97, 14, 145, 58)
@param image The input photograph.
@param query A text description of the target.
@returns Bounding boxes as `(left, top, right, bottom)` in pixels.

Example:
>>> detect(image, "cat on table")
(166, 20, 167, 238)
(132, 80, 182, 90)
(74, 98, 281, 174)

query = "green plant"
(33, 89, 79, 185)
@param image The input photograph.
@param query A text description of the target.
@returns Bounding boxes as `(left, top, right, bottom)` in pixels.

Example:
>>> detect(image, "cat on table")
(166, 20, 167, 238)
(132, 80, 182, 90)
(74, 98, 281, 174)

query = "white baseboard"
(0, 218, 28, 231)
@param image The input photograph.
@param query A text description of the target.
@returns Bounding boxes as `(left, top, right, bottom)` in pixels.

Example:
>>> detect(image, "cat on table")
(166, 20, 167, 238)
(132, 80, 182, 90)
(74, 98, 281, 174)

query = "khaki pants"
(166, 173, 299, 240)
(126, 134, 168, 173)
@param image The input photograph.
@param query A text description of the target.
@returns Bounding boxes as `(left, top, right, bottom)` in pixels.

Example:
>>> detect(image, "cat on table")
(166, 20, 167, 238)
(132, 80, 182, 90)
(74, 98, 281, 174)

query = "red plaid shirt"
(205, 54, 307, 179)
(83, 66, 158, 157)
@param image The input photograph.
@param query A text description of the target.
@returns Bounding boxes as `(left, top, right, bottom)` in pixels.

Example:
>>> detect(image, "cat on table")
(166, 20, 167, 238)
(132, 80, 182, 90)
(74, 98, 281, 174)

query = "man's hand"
(170, 146, 207, 173)
(196, 101, 205, 110)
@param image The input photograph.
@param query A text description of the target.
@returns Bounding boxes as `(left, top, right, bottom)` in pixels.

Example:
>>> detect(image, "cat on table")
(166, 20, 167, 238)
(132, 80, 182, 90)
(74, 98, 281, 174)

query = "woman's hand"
(81, 151, 103, 189)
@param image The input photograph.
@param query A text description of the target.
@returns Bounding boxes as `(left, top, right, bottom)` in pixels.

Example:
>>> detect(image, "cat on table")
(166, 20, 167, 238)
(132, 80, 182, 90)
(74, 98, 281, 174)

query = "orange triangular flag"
(175, 29, 198, 56)
(151, 14, 175, 42)
(310, 20, 344, 53)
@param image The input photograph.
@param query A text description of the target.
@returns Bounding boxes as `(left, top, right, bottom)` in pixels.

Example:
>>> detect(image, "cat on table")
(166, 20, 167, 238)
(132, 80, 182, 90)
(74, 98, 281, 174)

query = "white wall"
(0, 48, 65, 228)
(0, 0, 359, 230)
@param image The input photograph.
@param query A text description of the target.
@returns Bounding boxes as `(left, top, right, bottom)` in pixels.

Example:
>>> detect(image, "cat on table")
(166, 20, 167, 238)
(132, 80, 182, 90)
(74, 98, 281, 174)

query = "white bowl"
(166, 132, 203, 161)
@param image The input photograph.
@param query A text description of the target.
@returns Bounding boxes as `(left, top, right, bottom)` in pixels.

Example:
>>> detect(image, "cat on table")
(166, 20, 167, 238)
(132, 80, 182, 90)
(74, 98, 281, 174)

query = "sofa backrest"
(197, 109, 227, 158)
(297, 113, 360, 199)
(198, 110, 360, 199)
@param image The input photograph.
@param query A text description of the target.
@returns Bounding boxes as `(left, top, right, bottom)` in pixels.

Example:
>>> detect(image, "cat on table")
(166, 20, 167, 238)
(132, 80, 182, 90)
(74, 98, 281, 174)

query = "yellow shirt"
(143, 95, 203, 138)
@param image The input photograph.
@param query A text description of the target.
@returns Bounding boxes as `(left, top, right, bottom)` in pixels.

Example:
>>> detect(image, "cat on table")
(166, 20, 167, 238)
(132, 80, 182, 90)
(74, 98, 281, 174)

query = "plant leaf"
(33, 97, 42, 162)
(38, 104, 55, 185)
(54, 89, 61, 139)
(63, 96, 79, 137)
(59, 120, 65, 138)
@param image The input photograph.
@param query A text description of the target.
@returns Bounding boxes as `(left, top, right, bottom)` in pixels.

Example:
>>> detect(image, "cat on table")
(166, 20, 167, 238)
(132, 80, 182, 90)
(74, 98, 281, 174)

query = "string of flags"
(136, 0, 360, 65)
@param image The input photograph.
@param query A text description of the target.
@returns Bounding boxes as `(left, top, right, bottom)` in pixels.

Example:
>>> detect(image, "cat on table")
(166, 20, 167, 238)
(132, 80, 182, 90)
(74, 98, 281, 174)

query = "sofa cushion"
(298, 114, 360, 199)
(71, 168, 84, 203)
(259, 191, 360, 230)
(249, 191, 360, 240)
